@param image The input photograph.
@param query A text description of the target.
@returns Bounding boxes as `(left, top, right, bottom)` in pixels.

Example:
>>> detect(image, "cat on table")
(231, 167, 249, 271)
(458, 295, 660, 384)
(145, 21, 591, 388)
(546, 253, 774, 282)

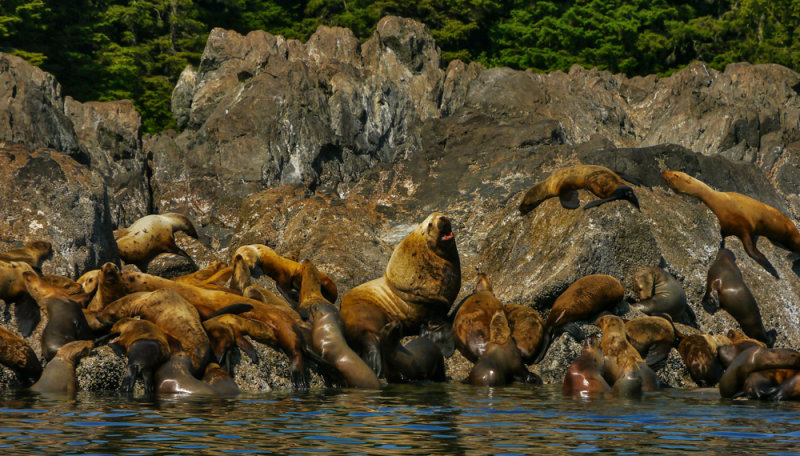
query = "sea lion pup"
(518, 164, 640, 214)
(743, 369, 798, 399)
(662, 170, 800, 279)
(243, 284, 302, 321)
(562, 334, 611, 397)
(631, 267, 689, 321)
(107, 317, 171, 394)
(467, 311, 539, 387)
(0, 260, 40, 336)
(300, 260, 380, 389)
(22, 272, 93, 360)
(230, 244, 338, 303)
(341, 213, 461, 376)
(677, 334, 730, 387)
(719, 346, 800, 398)
(624, 315, 677, 370)
(86, 262, 127, 312)
(202, 362, 240, 395)
(30, 340, 94, 394)
(202, 313, 276, 367)
(98, 288, 210, 376)
(156, 352, 220, 395)
(702, 248, 777, 347)
(532, 274, 624, 364)
(0, 325, 42, 385)
(452, 274, 505, 362)
(114, 213, 198, 268)
(0, 240, 52, 271)
(503, 303, 545, 365)
(379, 320, 445, 383)
(596, 315, 658, 393)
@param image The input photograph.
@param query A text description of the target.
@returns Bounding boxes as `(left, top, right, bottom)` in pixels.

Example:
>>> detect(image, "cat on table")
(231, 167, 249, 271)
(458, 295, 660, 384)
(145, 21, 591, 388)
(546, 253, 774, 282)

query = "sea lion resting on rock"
(702, 248, 776, 347)
(502, 303, 544, 365)
(1, 260, 41, 336)
(717, 330, 766, 369)
(677, 334, 731, 387)
(562, 334, 610, 397)
(662, 170, 800, 278)
(596, 315, 658, 395)
(518, 164, 640, 213)
(452, 274, 504, 363)
(719, 346, 800, 398)
(115, 213, 198, 268)
(0, 240, 52, 271)
(631, 267, 689, 321)
(86, 262, 127, 312)
(107, 317, 171, 394)
(30, 340, 94, 394)
(203, 313, 276, 367)
(380, 320, 445, 383)
(467, 311, 539, 387)
(0, 325, 42, 385)
(624, 315, 677, 370)
(341, 213, 461, 376)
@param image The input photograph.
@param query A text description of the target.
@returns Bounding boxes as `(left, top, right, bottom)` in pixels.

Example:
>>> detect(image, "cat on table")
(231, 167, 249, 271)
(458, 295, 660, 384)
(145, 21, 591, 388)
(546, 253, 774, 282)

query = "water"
(1, 384, 800, 455)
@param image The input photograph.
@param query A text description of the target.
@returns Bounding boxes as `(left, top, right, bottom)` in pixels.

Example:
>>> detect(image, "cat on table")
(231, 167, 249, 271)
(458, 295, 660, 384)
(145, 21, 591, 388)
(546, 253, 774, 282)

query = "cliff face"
(1, 16, 799, 389)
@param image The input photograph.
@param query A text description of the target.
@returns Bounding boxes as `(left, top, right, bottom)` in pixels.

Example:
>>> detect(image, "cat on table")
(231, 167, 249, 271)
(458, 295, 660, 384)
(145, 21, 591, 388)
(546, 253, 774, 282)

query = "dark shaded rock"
(141, 252, 198, 279)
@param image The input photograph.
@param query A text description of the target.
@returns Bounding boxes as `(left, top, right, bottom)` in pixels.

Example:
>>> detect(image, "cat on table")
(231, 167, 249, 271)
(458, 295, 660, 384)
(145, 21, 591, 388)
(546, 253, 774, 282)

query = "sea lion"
(174, 261, 230, 285)
(767, 371, 800, 401)
(203, 313, 277, 367)
(662, 170, 800, 278)
(742, 369, 798, 399)
(467, 311, 539, 387)
(624, 315, 676, 369)
(77, 269, 100, 295)
(341, 213, 461, 376)
(23, 271, 93, 360)
(452, 274, 504, 363)
(518, 164, 640, 213)
(702, 248, 776, 347)
(40, 274, 85, 297)
(562, 334, 611, 397)
(155, 352, 220, 395)
(0, 260, 39, 336)
(0, 240, 52, 270)
(0, 325, 42, 385)
(719, 346, 800, 398)
(631, 267, 689, 321)
(533, 274, 624, 363)
(596, 315, 658, 393)
(503, 303, 545, 365)
(243, 284, 302, 321)
(300, 260, 380, 389)
(98, 288, 210, 375)
(115, 213, 198, 268)
(86, 262, 127, 312)
(202, 362, 240, 395)
(717, 330, 766, 369)
(108, 317, 171, 393)
(677, 334, 730, 387)
(379, 320, 445, 383)
(30, 340, 94, 394)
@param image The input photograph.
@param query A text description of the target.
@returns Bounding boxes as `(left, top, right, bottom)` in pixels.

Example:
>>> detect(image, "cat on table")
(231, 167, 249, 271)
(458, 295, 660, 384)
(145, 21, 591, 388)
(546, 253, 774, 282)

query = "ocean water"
(1, 384, 799, 455)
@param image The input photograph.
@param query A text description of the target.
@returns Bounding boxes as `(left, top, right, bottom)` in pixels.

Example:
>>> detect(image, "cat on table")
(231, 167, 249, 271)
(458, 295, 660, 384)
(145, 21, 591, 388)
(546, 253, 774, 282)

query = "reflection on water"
(1, 384, 800, 455)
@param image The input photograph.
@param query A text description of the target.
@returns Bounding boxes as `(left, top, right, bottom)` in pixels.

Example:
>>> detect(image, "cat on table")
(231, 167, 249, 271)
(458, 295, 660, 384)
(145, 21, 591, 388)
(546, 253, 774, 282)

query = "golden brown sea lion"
(86, 262, 127, 312)
(77, 269, 100, 295)
(40, 274, 85, 297)
(631, 267, 689, 321)
(719, 346, 800, 398)
(562, 334, 610, 397)
(624, 315, 676, 369)
(155, 352, 220, 395)
(677, 333, 731, 387)
(0, 325, 42, 385)
(174, 261, 229, 285)
(596, 314, 658, 394)
(0, 240, 52, 270)
(341, 213, 461, 376)
(519, 165, 640, 213)
(503, 303, 545, 365)
(452, 274, 504, 363)
(115, 213, 198, 268)
(108, 317, 171, 393)
(203, 314, 276, 366)
(379, 320, 445, 383)
(202, 362, 240, 395)
(467, 311, 538, 386)
(243, 284, 302, 321)
(30, 340, 94, 394)
(0, 260, 39, 336)
(662, 170, 800, 278)
(533, 274, 624, 363)
(742, 368, 798, 400)
(702, 248, 776, 347)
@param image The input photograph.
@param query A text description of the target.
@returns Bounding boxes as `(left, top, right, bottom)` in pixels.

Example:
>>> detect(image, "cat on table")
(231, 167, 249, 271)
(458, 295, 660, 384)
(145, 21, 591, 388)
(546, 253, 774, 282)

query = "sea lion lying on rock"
(0, 240, 52, 271)
(0, 325, 42, 385)
(631, 267, 689, 322)
(115, 213, 198, 269)
(519, 164, 639, 213)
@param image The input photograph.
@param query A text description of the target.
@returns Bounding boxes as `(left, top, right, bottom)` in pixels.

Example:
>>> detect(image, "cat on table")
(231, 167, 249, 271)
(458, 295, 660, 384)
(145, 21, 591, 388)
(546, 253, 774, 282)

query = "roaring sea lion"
(203, 313, 276, 367)
(533, 274, 624, 363)
(518, 164, 640, 213)
(742, 369, 798, 399)
(202, 362, 240, 395)
(0, 325, 42, 385)
(0, 240, 52, 270)
(452, 274, 504, 363)
(115, 213, 198, 268)
(503, 303, 545, 365)
(341, 213, 461, 376)
(631, 267, 689, 321)
(86, 262, 127, 312)
(662, 170, 800, 278)
(379, 320, 445, 383)
(596, 315, 658, 393)
(108, 317, 171, 393)
(467, 311, 538, 387)
(702, 248, 776, 347)
(0, 260, 39, 336)
(30, 340, 94, 394)
(562, 334, 611, 397)
(624, 315, 676, 369)
(156, 352, 220, 395)
(677, 334, 730, 387)
(719, 346, 800, 398)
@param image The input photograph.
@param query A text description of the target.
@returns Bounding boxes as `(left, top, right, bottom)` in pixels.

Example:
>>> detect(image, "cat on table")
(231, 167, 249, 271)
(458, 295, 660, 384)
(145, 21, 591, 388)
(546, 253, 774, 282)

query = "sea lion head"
(56, 340, 95, 363)
(661, 170, 690, 191)
(616, 186, 640, 210)
(420, 213, 456, 256)
(595, 314, 624, 333)
(27, 240, 53, 256)
(632, 268, 656, 300)
(716, 248, 736, 263)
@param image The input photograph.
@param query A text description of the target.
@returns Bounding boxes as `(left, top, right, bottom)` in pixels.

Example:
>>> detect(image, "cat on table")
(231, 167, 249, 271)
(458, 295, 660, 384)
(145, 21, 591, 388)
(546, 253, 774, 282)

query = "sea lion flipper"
(420, 322, 454, 358)
(741, 234, 780, 279)
(559, 190, 580, 209)
(645, 341, 672, 371)
(205, 303, 254, 319)
(14, 295, 40, 338)
(562, 322, 585, 342)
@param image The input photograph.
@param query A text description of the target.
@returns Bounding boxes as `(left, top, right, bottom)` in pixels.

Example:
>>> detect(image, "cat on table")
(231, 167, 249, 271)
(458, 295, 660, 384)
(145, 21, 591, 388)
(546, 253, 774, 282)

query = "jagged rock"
(172, 65, 197, 131)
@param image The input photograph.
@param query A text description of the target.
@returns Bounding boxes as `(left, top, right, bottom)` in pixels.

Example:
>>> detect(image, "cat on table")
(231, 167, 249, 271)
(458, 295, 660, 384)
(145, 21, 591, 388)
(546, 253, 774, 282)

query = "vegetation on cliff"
(2, 0, 799, 133)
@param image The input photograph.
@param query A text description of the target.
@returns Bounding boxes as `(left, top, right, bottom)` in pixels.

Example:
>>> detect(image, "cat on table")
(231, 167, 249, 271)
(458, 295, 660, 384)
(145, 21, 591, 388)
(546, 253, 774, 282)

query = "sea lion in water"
(30, 340, 94, 394)
(467, 311, 538, 387)
(0, 260, 39, 336)
(702, 248, 776, 347)
(452, 274, 504, 363)
(624, 315, 676, 370)
(743, 369, 798, 399)
(115, 213, 198, 268)
(108, 317, 171, 393)
(719, 346, 800, 398)
(631, 267, 689, 321)
(518, 164, 640, 213)
(203, 313, 276, 367)
(533, 274, 624, 364)
(562, 334, 611, 397)
(596, 315, 658, 394)
(156, 352, 220, 395)
(341, 213, 461, 376)
(0, 240, 52, 271)
(0, 325, 42, 385)
(677, 334, 730, 387)
(202, 362, 240, 395)
(503, 303, 545, 365)
(662, 170, 800, 278)
(767, 370, 800, 401)
(379, 320, 445, 383)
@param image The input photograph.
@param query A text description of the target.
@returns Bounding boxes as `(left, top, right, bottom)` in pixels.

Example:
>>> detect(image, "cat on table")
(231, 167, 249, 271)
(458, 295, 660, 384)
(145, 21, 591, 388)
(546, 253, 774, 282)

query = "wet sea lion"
(467, 311, 538, 387)
(203, 313, 276, 367)
(702, 248, 776, 347)
(0, 260, 39, 336)
(624, 315, 676, 369)
(379, 320, 445, 383)
(156, 352, 220, 395)
(533, 274, 624, 363)
(503, 303, 545, 365)
(677, 334, 730, 387)
(341, 213, 461, 376)
(202, 362, 240, 395)
(719, 346, 800, 398)
(596, 315, 658, 393)
(767, 371, 800, 401)
(108, 317, 171, 393)
(115, 213, 198, 268)
(0, 240, 52, 271)
(562, 334, 611, 397)
(30, 340, 94, 394)
(86, 262, 127, 312)
(743, 368, 798, 399)
(452, 274, 504, 363)
(718, 330, 766, 369)
(0, 325, 42, 385)
(518, 164, 640, 213)
(662, 170, 800, 278)
(631, 267, 689, 321)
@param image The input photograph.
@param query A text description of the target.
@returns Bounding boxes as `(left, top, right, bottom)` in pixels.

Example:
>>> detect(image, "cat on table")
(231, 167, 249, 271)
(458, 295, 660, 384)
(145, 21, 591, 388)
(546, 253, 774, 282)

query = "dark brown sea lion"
(341, 213, 461, 376)
(624, 315, 676, 369)
(719, 346, 800, 398)
(115, 213, 198, 268)
(467, 312, 538, 387)
(202, 362, 240, 395)
(0, 240, 52, 270)
(702, 248, 776, 347)
(596, 315, 658, 393)
(452, 274, 504, 363)
(562, 334, 611, 397)
(631, 267, 689, 321)
(768, 371, 800, 401)
(203, 314, 276, 366)
(677, 334, 729, 387)
(30, 340, 94, 394)
(743, 369, 798, 399)
(108, 317, 171, 393)
(86, 262, 127, 312)
(300, 260, 380, 389)
(662, 170, 800, 278)
(519, 164, 639, 213)
(0, 260, 39, 336)
(23, 271, 93, 360)
(717, 330, 766, 369)
(0, 325, 42, 385)
(379, 320, 445, 383)
(155, 352, 220, 395)
(533, 274, 624, 363)
(502, 303, 545, 365)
